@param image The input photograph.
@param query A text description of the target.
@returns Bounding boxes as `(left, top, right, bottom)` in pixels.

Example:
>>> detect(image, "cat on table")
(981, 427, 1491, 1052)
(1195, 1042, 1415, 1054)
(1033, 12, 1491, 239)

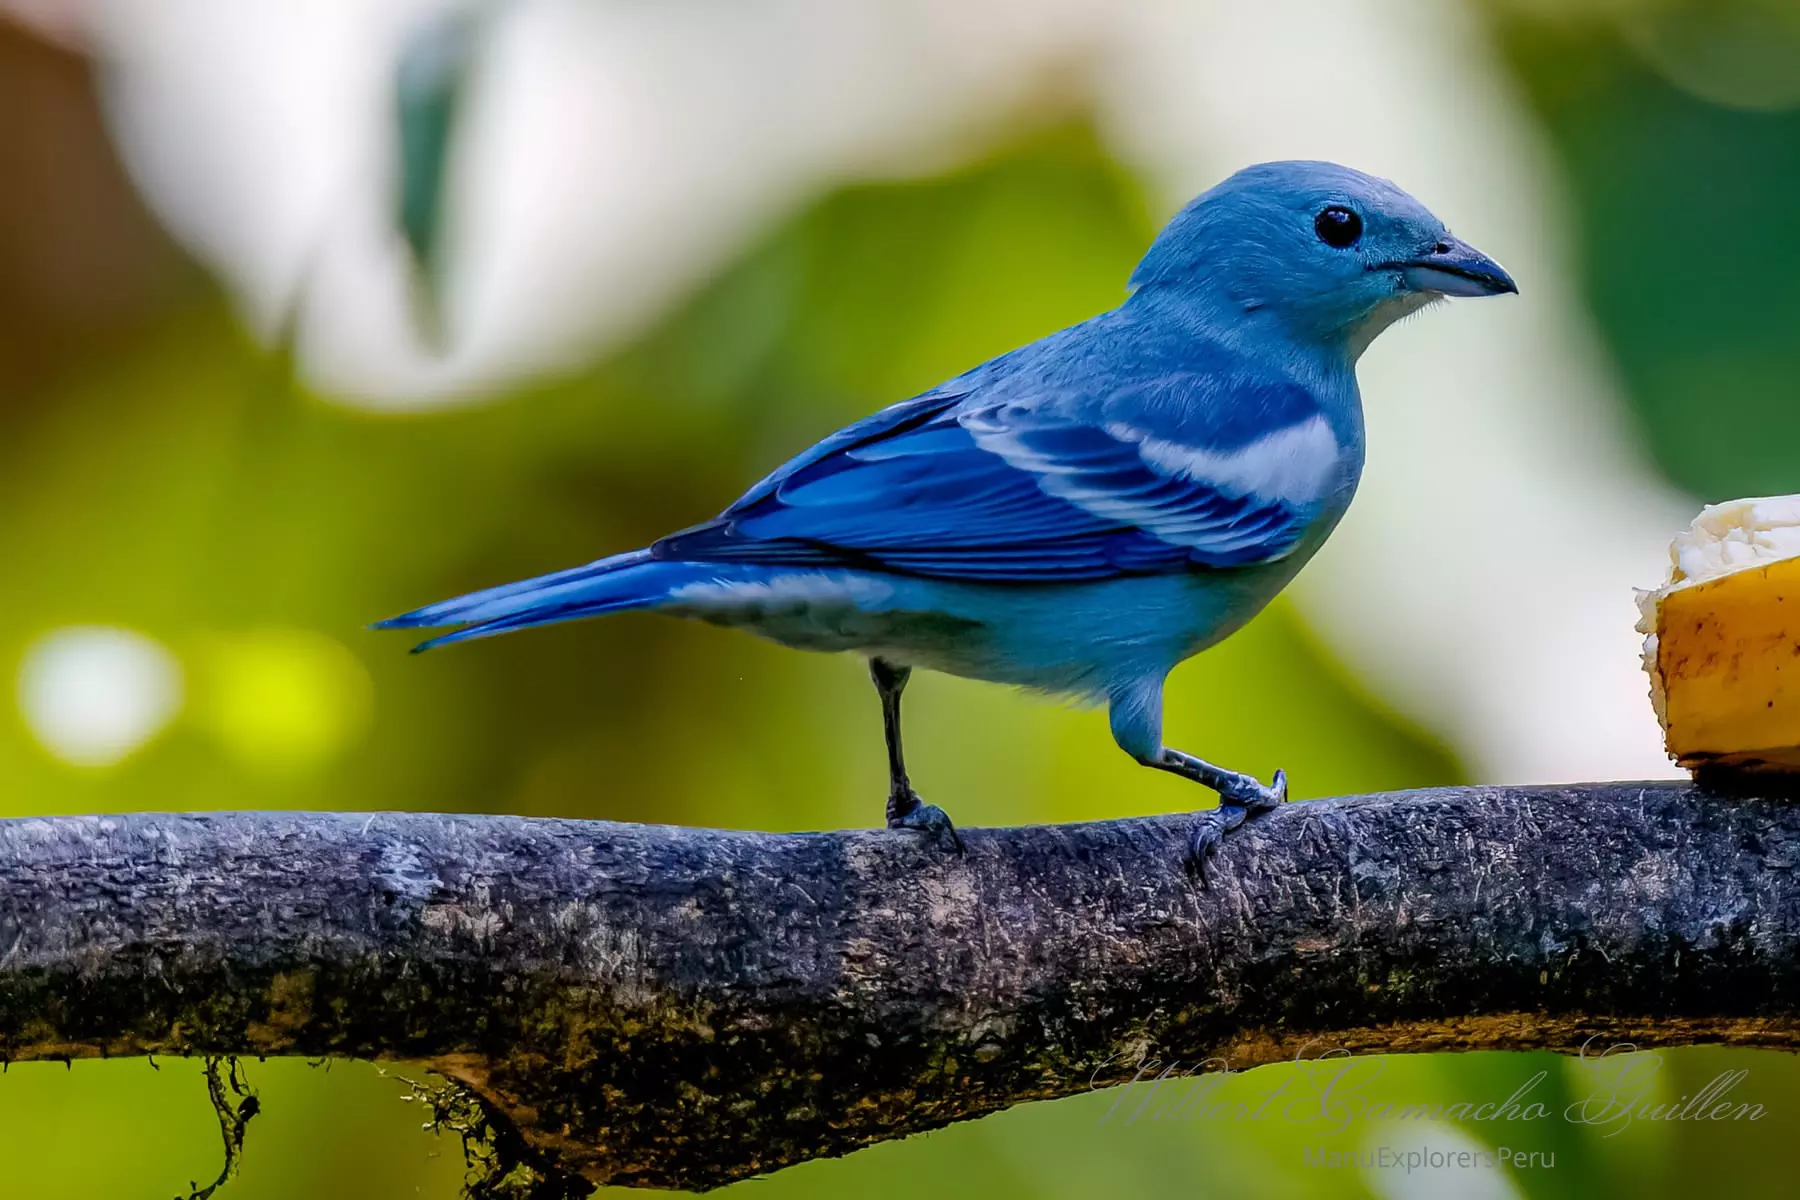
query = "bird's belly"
(793, 570, 1285, 695)
(663, 565, 1293, 696)
(934, 570, 1288, 693)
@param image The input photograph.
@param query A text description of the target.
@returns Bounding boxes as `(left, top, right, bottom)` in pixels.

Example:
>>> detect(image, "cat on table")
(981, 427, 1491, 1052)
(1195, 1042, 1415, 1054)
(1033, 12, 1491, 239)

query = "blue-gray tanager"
(380, 161, 1516, 874)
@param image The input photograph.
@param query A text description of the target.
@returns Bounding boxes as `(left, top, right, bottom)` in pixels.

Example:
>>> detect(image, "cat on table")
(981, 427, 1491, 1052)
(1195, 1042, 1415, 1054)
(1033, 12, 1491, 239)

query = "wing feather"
(653, 375, 1341, 582)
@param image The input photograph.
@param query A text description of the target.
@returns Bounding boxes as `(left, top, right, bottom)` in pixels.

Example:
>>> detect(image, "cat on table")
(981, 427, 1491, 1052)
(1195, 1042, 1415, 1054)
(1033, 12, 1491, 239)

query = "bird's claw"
(889, 793, 964, 854)
(1183, 768, 1288, 886)
(1218, 767, 1287, 812)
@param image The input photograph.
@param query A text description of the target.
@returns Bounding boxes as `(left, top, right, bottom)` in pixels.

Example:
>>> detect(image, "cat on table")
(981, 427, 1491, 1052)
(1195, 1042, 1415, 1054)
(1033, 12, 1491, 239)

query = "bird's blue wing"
(653, 374, 1344, 582)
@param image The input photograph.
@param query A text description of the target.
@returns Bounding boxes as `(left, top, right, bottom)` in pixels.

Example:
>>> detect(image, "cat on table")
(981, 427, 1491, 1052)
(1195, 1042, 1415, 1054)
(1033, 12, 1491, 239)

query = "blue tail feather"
(374, 549, 708, 652)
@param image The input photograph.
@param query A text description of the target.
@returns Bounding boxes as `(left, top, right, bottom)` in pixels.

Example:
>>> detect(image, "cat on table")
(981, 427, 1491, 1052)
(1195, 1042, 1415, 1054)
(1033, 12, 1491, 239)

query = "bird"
(377, 160, 1516, 876)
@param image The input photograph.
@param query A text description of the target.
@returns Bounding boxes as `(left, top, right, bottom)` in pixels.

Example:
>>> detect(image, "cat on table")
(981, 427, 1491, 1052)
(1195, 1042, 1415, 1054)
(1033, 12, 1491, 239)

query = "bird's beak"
(1387, 236, 1518, 297)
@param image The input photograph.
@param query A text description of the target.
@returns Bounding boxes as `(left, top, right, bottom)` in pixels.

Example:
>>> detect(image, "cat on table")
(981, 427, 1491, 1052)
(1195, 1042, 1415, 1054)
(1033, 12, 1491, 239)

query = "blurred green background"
(2, 1, 1799, 1197)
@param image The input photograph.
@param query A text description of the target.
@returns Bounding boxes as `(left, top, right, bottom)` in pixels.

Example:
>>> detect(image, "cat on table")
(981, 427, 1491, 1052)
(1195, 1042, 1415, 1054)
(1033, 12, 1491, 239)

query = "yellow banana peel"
(1640, 496, 1800, 776)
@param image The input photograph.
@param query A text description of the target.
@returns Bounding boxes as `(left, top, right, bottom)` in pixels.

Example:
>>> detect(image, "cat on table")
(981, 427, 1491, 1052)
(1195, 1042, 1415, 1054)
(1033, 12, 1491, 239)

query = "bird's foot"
(1220, 767, 1287, 812)
(1184, 768, 1287, 885)
(887, 789, 964, 854)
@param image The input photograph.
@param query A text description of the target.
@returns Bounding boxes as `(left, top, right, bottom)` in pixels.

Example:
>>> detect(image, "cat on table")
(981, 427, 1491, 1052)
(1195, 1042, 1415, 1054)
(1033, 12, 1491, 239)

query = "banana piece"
(1639, 496, 1800, 776)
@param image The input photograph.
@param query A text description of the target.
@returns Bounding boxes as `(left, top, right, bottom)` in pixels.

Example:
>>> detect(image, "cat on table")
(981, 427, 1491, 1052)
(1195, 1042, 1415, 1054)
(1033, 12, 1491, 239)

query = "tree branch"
(0, 781, 1796, 1191)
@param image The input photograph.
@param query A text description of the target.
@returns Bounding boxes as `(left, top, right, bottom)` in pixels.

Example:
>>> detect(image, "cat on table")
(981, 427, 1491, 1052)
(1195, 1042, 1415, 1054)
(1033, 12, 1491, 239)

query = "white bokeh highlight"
(1361, 1121, 1529, 1200)
(17, 627, 185, 767)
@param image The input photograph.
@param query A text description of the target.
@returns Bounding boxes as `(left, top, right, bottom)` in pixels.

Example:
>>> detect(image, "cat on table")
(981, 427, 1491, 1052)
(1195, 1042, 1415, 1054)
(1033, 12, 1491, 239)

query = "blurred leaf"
(1498, 15, 1800, 499)
(1621, 0, 1800, 112)
(395, 7, 480, 349)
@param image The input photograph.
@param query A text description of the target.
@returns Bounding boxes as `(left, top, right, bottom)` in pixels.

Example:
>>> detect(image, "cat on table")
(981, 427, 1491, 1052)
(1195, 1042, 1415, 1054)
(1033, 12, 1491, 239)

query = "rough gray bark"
(0, 781, 1796, 1192)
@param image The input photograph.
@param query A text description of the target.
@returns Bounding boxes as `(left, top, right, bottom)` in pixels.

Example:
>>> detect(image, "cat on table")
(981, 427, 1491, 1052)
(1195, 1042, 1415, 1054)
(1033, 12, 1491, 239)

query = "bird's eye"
(1314, 206, 1363, 249)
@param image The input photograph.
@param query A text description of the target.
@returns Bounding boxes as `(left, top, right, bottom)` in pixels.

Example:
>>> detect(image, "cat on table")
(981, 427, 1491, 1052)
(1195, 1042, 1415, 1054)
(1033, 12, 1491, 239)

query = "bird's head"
(1129, 160, 1516, 357)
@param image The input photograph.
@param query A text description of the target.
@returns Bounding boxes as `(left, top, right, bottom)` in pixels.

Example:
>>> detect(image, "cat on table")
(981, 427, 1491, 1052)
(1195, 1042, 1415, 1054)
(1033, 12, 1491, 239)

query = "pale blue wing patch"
(960, 406, 1338, 564)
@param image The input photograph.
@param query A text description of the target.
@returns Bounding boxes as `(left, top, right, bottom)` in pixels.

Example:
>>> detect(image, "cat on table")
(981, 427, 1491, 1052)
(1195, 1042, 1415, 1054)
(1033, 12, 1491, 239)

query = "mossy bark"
(0, 782, 1797, 1190)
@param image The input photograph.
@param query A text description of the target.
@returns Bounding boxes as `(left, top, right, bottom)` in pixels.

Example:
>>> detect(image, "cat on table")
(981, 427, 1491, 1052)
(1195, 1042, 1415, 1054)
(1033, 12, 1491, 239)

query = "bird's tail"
(374, 549, 709, 652)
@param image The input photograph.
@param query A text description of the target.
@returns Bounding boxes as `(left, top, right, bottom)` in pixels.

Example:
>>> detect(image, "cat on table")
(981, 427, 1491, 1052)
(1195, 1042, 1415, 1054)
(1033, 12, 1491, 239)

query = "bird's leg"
(1149, 750, 1287, 880)
(870, 657, 962, 852)
(1108, 675, 1286, 883)
(871, 657, 915, 822)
